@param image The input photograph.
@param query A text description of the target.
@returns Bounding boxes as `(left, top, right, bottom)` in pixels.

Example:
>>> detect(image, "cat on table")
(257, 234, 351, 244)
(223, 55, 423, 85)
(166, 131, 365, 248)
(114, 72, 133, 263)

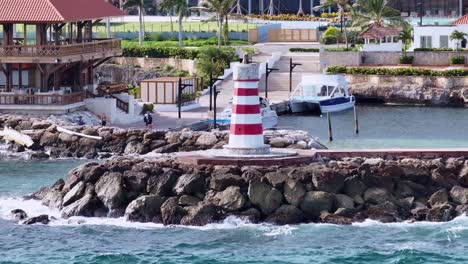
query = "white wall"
(412, 25, 468, 50)
(363, 42, 403, 52)
(85, 94, 139, 125)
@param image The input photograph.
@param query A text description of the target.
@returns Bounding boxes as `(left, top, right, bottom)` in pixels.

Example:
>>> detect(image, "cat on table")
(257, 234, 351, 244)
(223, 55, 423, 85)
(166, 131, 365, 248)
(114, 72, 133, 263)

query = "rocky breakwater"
(0, 115, 325, 160)
(20, 156, 468, 225)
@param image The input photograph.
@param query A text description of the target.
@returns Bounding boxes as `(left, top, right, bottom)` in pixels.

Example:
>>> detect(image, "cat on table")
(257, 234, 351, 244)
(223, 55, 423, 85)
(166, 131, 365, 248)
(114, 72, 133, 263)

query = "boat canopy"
(300, 74, 347, 87)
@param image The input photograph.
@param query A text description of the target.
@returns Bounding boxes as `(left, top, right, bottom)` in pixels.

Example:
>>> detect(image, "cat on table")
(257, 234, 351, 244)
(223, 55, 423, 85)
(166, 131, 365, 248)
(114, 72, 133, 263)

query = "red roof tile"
(360, 25, 402, 39)
(0, 0, 124, 23)
(454, 15, 468, 25)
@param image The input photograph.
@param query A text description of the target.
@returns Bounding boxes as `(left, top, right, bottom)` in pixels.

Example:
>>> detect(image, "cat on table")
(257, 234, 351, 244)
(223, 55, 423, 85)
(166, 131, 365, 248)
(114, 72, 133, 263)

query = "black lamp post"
(417, 1, 423, 26)
(213, 85, 221, 129)
(178, 77, 193, 119)
(209, 72, 224, 111)
(265, 62, 278, 99)
(289, 58, 302, 93)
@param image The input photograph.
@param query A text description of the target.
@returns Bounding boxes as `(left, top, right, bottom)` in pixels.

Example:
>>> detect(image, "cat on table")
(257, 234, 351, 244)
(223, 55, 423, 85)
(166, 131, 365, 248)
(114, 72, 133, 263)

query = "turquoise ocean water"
(1, 159, 468, 264)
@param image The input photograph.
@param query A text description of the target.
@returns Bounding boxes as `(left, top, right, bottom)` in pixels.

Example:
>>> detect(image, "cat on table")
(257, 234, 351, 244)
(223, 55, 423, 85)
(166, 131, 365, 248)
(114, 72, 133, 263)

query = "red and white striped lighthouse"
(226, 63, 270, 154)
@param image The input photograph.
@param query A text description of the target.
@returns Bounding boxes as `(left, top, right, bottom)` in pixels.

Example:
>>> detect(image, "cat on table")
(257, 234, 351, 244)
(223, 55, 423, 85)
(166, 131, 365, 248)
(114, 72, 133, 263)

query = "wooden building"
(0, 0, 123, 110)
(140, 77, 198, 105)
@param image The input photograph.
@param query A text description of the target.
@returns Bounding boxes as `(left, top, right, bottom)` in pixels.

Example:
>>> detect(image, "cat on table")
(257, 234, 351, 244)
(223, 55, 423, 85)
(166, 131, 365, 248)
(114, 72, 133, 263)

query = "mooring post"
(354, 106, 359, 134)
(327, 113, 333, 142)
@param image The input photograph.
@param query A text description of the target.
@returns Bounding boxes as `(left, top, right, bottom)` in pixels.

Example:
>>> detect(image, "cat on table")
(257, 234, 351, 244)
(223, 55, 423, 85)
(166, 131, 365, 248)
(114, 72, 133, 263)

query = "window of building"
(440, 35, 449, 48)
(421, 36, 432, 48)
(382, 37, 387, 43)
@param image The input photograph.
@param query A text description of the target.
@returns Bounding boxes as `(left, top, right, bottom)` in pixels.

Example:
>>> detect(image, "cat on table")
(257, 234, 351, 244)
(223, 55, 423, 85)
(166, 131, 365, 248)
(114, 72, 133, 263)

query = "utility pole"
(178, 77, 193, 119)
(289, 58, 301, 93)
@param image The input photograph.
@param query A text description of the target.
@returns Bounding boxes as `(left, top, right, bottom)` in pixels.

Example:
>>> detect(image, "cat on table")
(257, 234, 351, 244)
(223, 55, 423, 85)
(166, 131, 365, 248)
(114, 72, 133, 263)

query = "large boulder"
(264, 172, 288, 188)
(283, 179, 306, 206)
(23, 215, 50, 225)
(344, 176, 367, 198)
(178, 195, 201, 206)
(173, 173, 207, 196)
(147, 169, 180, 196)
(426, 203, 454, 222)
(320, 212, 353, 225)
(363, 188, 390, 205)
(458, 163, 468, 187)
(123, 171, 150, 193)
(265, 205, 304, 225)
(95, 172, 127, 210)
(65, 162, 106, 190)
(231, 208, 262, 223)
(335, 194, 355, 209)
(42, 189, 65, 210)
(124, 141, 149, 155)
(450, 186, 468, 204)
(300, 191, 335, 220)
(180, 203, 223, 226)
(61, 194, 106, 218)
(195, 132, 218, 147)
(209, 173, 246, 191)
(161, 197, 187, 225)
(213, 186, 246, 212)
(312, 169, 344, 193)
(62, 181, 86, 207)
(11, 209, 27, 221)
(124, 195, 166, 223)
(428, 189, 449, 207)
(248, 181, 283, 215)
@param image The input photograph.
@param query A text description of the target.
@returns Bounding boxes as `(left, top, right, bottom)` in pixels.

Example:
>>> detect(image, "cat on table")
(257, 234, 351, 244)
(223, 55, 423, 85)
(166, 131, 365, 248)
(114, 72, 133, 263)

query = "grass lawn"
(94, 22, 258, 33)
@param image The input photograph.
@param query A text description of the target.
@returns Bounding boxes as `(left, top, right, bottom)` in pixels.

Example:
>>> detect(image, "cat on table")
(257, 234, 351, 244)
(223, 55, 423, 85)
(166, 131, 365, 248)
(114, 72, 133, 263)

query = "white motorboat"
(211, 97, 278, 130)
(289, 74, 356, 114)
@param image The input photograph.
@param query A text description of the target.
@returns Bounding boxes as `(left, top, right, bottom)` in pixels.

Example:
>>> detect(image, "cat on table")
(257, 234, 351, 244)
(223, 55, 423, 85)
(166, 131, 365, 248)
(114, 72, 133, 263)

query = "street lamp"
(209, 72, 223, 111)
(289, 58, 301, 93)
(265, 62, 278, 99)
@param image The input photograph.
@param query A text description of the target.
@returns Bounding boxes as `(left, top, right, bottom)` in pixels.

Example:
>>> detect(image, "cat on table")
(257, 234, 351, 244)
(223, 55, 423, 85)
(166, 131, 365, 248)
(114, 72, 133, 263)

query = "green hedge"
(414, 48, 454, 52)
(327, 66, 468, 77)
(451, 56, 465, 65)
(289, 48, 320, 52)
(399, 55, 414, 65)
(123, 45, 200, 59)
(325, 47, 359, 52)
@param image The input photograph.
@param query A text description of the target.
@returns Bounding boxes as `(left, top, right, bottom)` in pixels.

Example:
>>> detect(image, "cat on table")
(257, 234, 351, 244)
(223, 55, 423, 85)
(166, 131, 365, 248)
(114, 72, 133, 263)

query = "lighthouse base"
(223, 144, 271, 156)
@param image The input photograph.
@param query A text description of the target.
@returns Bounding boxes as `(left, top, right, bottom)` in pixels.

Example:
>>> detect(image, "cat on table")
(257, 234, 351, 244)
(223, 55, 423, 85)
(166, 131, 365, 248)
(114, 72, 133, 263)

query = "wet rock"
(269, 137, 293, 148)
(450, 186, 468, 204)
(394, 181, 414, 198)
(11, 209, 27, 221)
(209, 173, 246, 191)
(143, 131, 166, 141)
(124, 195, 166, 223)
(334, 207, 357, 218)
(124, 141, 149, 155)
(178, 195, 201, 206)
(232, 208, 262, 223)
(364, 188, 390, 205)
(161, 197, 187, 225)
(61, 194, 107, 218)
(180, 203, 222, 226)
(283, 179, 306, 206)
(248, 181, 283, 215)
(23, 215, 49, 225)
(42, 189, 65, 210)
(426, 203, 454, 222)
(65, 162, 106, 190)
(300, 191, 335, 220)
(123, 171, 149, 193)
(173, 173, 206, 196)
(30, 152, 50, 160)
(344, 176, 367, 197)
(39, 131, 57, 146)
(428, 189, 449, 207)
(95, 172, 127, 210)
(266, 205, 303, 225)
(213, 186, 246, 212)
(62, 181, 86, 207)
(195, 132, 218, 147)
(358, 207, 398, 223)
(458, 163, 468, 187)
(455, 204, 468, 216)
(335, 194, 355, 209)
(312, 169, 344, 193)
(153, 143, 180, 153)
(320, 212, 353, 225)
(147, 169, 180, 196)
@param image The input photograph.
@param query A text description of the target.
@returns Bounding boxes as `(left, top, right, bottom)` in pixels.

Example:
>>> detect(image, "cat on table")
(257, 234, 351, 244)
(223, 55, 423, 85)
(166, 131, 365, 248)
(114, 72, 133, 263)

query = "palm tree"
(200, 0, 236, 47)
(399, 26, 413, 56)
(314, 0, 352, 49)
(352, 0, 407, 31)
(161, 0, 191, 47)
(297, 0, 305, 16)
(124, 0, 154, 45)
(450, 30, 468, 51)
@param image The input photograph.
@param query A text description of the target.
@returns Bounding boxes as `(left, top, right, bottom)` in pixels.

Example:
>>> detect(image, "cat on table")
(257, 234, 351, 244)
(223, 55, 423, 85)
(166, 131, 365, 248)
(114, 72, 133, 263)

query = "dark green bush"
(450, 56, 465, 65)
(327, 66, 468, 77)
(289, 48, 320, 52)
(123, 45, 200, 59)
(399, 55, 414, 65)
(325, 47, 358, 52)
(414, 48, 454, 52)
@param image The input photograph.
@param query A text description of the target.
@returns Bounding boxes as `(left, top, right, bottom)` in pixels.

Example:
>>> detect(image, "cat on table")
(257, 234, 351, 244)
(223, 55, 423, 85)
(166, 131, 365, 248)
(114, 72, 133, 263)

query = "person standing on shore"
(147, 113, 154, 130)
(101, 115, 107, 127)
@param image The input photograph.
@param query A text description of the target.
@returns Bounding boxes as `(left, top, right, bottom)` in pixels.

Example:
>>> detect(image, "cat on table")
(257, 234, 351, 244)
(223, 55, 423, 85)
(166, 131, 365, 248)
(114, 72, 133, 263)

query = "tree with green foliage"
(450, 30, 468, 51)
(314, 0, 352, 48)
(124, 0, 154, 45)
(200, 0, 236, 47)
(399, 26, 413, 55)
(322, 26, 340, 44)
(352, 0, 407, 32)
(195, 47, 237, 85)
(160, 0, 191, 47)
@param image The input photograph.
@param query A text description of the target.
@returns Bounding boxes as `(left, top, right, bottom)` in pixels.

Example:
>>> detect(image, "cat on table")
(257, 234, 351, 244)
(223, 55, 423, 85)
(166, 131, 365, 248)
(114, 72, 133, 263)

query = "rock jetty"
(0, 115, 325, 160)
(25, 156, 468, 226)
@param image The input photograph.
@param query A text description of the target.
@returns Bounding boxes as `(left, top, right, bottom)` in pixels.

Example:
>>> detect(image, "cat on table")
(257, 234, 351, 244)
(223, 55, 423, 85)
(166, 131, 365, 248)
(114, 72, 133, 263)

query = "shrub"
(414, 48, 454, 52)
(290, 48, 320, 52)
(326, 66, 468, 77)
(321, 26, 340, 44)
(399, 55, 414, 65)
(140, 103, 154, 115)
(122, 45, 200, 59)
(325, 47, 358, 52)
(195, 47, 238, 86)
(450, 56, 465, 65)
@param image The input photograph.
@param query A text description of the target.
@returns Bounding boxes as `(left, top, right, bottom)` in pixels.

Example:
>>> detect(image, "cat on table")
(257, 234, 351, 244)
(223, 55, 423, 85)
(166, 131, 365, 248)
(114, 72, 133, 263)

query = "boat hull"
(319, 96, 356, 113)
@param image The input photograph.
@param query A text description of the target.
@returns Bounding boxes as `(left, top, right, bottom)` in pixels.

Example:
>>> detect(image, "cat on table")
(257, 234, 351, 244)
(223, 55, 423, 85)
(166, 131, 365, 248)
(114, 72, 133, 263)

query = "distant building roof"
(360, 25, 402, 39)
(454, 14, 468, 25)
(0, 0, 124, 23)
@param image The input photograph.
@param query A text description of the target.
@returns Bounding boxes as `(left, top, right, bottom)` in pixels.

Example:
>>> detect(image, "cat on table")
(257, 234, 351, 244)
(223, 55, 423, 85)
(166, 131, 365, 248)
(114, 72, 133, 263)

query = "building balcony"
(0, 39, 122, 64)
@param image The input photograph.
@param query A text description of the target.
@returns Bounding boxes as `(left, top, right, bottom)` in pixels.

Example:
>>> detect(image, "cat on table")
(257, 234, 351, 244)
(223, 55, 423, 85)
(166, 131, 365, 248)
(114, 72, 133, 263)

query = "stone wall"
(346, 75, 468, 106)
(112, 57, 196, 75)
(22, 156, 468, 226)
(320, 51, 362, 67)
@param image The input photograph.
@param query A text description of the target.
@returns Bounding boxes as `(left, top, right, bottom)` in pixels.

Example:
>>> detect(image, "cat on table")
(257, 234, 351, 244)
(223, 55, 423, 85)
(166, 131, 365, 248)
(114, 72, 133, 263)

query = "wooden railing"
(111, 95, 129, 113)
(0, 92, 85, 105)
(0, 39, 121, 57)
